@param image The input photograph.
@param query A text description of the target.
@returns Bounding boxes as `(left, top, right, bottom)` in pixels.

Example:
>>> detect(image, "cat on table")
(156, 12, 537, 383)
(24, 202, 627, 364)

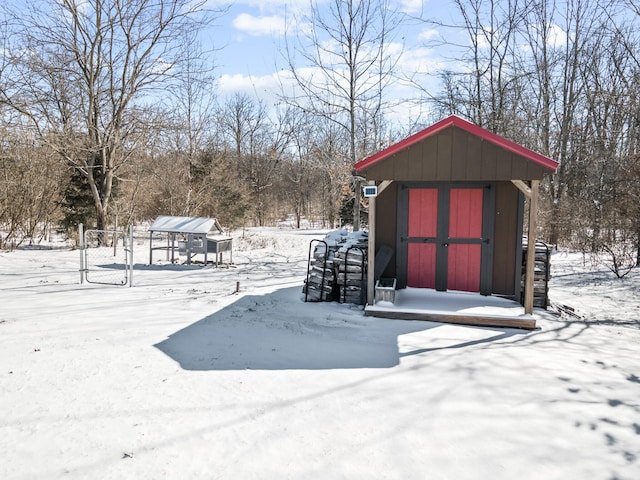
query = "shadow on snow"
(154, 285, 525, 371)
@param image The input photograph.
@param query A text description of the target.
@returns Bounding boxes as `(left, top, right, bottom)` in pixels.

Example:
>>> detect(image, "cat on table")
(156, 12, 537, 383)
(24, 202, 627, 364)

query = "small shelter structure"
(148, 215, 232, 266)
(354, 115, 558, 329)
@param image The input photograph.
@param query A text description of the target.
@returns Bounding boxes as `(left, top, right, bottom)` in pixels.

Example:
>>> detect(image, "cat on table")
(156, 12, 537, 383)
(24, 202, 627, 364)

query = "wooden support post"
(524, 180, 540, 315)
(511, 179, 531, 198)
(365, 180, 391, 306)
(367, 181, 376, 306)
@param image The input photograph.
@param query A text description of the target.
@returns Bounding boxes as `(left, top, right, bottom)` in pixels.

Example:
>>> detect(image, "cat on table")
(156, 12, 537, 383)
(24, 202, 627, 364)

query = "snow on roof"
(148, 215, 223, 235)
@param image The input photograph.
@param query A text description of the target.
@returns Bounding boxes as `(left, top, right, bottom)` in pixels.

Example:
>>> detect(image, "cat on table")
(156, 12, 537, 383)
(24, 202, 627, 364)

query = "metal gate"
(79, 225, 133, 286)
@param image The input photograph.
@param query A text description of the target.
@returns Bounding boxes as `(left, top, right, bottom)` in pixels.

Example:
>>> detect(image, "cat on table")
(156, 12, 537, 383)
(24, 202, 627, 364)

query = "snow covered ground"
(1, 228, 638, 479)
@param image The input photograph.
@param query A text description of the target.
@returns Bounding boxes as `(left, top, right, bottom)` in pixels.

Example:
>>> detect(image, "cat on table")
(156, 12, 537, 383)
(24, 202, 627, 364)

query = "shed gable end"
(355, 115, 557, 182)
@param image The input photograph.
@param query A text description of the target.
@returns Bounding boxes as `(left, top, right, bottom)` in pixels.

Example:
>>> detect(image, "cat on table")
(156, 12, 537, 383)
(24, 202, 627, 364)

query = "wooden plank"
(364, 308, 536, 330)
(525, 162, 548, 181)
(449, 188, 483, 237)
(510, 154, 529, 179)
(367, 181, 376, 305)
(511, 179, 531, 198)
(396, 184, 410, 289)
(495, 148, 512, 179)
(407, 243, 437, 288)
(480, 183, 496, 296)
(422, 136, 438, 180)
(374, 245, 394, 280)
(394, 151, 410, 179)
(408, 188, 438, 237)
(376, 182, 397, 276)
(465, 133, 482, 180)
(492, 182, 518, 295)
(524, 180, 540, 314)
(408, 143, 423, 178)
(370, 158, 394, 180)
(436, 129, 453, 180)
(447, 188, 484, 292)
(447, 244, 482, 292)
(451, 128, 467, 180)
(377, 180, 392, 194)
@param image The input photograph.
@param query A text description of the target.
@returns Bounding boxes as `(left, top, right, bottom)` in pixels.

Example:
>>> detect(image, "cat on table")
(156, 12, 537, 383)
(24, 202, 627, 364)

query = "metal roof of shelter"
(149, 215, 224, 235)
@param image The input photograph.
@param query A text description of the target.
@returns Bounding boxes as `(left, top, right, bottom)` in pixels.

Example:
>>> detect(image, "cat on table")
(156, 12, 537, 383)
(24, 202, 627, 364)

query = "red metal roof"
(354, 115, 558, 173)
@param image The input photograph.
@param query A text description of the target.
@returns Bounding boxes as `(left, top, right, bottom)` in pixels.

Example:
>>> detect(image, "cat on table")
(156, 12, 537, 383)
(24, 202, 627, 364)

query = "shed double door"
(400, 184, 494, 294)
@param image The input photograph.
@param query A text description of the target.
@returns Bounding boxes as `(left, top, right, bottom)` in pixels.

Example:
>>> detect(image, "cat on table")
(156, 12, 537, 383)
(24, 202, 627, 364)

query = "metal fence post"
(78, 223, 84, 284)
(129, 224, 134, 287)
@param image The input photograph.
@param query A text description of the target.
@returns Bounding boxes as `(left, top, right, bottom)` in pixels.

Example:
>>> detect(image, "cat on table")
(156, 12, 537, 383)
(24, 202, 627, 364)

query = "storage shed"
(148, 215, 232, 266)
(354, 115, 558, 328)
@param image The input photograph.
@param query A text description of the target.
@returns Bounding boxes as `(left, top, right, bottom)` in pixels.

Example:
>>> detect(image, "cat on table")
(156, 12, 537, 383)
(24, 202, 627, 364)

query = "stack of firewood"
(304, 230, 369, 304)
(333, 232, 368, 304)
(521, 239, 551, 309)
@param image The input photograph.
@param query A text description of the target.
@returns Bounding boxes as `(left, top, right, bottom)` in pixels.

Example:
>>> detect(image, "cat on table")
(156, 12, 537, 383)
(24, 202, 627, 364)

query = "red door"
(407, 188, 438, 288)
(406, 187, 485, 293)
(447, 188, 483, 292)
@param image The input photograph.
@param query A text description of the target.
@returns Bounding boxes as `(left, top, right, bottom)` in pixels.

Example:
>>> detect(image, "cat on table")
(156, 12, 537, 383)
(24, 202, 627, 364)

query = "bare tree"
(278, 111, 340, 229)
(218, 94, 294, 226)
(569, 3, 640, 271)
(425, 0, 617, 249)
(165, 29, 219, 216)
(282, 0, 403, 230)
(310, 119, 353, 229)
(0, 0, 214, 239)
(521, 0, 601, 246)
(0, 121, 64, 248)
(614, 2, 640, 264)
(442, 0, 526, 132)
